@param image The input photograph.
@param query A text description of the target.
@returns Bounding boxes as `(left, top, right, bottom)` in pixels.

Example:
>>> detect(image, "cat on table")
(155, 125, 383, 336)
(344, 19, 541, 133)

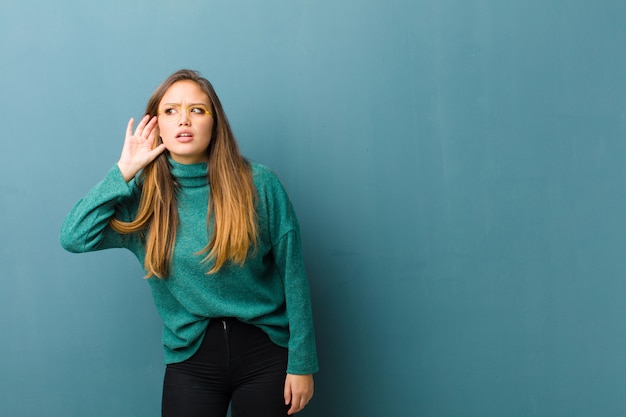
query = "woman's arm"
(60, 165, 137, 253)
(274, 227, 318, 415)
(255, 165, 319, 413)
(273, 228, 319, 374)
(60, 115, 165, 253)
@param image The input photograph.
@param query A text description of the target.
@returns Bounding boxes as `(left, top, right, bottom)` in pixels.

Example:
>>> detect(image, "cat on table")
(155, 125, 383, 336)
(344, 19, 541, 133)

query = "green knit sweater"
(60, 158, 318, 375)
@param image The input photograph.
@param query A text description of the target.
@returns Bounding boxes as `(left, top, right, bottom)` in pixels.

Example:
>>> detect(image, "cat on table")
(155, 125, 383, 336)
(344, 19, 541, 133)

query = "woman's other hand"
(284, 373, 314, 415)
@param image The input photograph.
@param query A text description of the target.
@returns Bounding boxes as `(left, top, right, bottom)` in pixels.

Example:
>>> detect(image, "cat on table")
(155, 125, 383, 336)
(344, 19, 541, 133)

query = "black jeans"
(162, 318, 289, 417)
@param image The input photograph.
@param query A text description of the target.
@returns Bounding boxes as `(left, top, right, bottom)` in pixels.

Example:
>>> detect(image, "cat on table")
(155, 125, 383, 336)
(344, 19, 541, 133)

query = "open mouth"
(175, 131, 194, 142)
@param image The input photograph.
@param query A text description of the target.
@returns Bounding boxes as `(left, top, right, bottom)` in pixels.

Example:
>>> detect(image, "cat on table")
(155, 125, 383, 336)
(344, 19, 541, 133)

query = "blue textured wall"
(2, 1, 626, 416)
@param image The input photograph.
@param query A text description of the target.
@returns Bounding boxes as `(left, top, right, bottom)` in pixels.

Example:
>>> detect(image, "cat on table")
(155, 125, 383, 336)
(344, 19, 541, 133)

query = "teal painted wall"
(2, 1, 626, 416)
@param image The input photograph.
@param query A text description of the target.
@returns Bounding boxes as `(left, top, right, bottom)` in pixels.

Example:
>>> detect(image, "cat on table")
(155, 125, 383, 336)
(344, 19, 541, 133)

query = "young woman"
(60, 69, 318, 417)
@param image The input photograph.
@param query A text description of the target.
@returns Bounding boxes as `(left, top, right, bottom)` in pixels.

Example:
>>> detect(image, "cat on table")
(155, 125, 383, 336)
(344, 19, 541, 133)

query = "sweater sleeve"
(273, 228, 319, 375)
(257, 165, 319, 374)
(60, 164, 139, 253)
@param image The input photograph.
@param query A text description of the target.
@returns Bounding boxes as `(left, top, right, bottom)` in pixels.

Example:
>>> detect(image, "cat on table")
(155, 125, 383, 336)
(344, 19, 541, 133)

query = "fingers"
(284, 380, 291, 406)
(126, 117, 135, 139)
(126, 115, 156, 140)
(287, 395, 307, 415)
(118, 116, 162, 182)
(287, 399, 304, 415)
(284, 374, 314, 415)
(148, 143, 167, 159)
(134, 115, 157, 138)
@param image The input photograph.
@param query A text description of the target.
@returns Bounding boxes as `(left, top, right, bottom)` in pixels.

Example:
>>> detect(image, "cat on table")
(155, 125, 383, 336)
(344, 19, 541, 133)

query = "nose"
(178, 108, 190, 125)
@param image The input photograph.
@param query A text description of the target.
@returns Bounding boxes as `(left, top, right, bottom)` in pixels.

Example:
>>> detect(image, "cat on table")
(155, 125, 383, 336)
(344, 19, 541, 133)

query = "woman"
(60, 69, 318, 417)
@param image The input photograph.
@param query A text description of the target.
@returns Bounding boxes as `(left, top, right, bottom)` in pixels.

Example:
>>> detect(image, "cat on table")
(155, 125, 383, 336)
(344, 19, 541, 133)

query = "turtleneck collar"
(168, 156, 208, 188)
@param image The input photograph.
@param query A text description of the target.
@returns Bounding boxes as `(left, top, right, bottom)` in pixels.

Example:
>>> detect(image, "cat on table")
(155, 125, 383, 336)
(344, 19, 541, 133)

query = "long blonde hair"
(110, 69, 258, 277)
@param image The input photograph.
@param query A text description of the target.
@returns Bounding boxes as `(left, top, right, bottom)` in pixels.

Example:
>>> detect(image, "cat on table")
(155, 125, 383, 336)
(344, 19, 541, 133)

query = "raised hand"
(117, 115, 167, 182)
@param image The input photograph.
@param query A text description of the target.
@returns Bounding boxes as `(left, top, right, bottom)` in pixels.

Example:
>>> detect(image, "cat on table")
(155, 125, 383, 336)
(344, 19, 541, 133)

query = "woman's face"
(157, 80, 214, 164)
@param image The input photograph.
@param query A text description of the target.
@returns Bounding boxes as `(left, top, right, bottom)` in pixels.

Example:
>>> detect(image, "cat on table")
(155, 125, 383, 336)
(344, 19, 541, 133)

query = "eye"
(190, 106, 208, 115)
(162, 107, 178, 115)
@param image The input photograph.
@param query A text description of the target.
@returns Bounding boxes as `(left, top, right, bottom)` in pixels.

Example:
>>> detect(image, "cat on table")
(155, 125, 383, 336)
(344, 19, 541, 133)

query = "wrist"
(116, 161, 137, 182)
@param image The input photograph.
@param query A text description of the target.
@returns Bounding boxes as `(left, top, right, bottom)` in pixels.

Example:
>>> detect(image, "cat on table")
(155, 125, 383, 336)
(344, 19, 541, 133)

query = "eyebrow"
(161, 102, 210, 107)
